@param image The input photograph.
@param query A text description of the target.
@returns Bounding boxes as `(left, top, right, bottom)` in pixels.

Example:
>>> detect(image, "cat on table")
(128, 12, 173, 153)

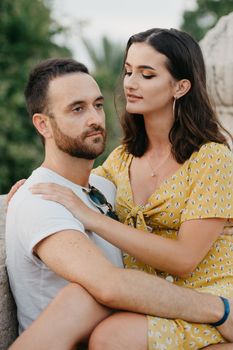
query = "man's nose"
(87, 107, 104, 126)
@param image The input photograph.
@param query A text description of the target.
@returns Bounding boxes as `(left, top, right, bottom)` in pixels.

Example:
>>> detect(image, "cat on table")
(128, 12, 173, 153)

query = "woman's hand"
(30, 183, 98, 230)
(6, 179, 27, 207)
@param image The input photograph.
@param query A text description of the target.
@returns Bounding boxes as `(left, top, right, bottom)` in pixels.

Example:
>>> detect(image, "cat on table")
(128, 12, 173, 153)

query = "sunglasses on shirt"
(82, 185, 119, 221)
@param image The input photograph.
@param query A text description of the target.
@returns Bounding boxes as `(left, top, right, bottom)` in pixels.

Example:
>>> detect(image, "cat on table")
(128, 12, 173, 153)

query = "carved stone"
(200, 12, 233, 137)
(0, 196, 18, 349)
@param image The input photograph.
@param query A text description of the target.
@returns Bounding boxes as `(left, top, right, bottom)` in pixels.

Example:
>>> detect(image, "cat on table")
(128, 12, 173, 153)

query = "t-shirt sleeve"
(92, 145, 127, 186)
(181, 143, 233, 223)
(17, 194, 86, 259)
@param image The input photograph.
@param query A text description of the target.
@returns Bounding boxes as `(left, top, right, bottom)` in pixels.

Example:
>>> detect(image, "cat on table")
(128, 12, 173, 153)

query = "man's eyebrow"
(125, 62, 156, 71)
(66, 96, 104, 110)
(95, 95, 104, 102)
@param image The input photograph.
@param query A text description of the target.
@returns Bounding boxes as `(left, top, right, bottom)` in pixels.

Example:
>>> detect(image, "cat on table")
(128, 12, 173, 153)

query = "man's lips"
(86, 131, 104, 137)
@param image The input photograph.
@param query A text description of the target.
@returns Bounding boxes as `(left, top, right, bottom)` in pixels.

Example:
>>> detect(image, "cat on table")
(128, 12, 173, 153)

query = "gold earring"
(172, 97, 177, 118)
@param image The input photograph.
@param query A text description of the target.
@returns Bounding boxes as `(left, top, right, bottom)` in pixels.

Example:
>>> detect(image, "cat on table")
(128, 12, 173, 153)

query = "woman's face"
(124, 42, 177, 117)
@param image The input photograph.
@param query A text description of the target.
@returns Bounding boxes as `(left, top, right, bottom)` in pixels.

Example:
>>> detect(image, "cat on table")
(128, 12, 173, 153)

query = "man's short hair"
(25, 58, 89, 118)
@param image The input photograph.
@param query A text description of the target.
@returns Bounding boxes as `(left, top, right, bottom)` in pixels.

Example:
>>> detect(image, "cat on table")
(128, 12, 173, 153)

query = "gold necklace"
(146, 152, 171, 177)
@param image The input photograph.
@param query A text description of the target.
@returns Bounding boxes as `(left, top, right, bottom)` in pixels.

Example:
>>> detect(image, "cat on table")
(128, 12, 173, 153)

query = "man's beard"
(50, 118, 106, 160)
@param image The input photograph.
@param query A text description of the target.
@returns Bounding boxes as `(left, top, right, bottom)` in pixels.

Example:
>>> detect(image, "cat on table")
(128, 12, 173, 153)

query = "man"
(6, 58, 232, 350)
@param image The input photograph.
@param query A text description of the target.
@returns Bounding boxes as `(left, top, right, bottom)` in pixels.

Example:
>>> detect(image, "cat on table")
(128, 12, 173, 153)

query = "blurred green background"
(0, 0, 233, 193)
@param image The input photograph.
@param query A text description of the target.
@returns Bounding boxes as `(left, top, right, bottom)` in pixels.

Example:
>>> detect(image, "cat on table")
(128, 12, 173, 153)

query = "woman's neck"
(143, 110, 173, 153)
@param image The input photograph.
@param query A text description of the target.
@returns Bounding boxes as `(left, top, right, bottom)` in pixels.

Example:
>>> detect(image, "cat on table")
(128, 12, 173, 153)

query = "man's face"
(47, 72, 106, 159)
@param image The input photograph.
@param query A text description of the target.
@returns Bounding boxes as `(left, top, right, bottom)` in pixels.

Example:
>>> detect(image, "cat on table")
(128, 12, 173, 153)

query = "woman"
(29, 28, 233, 349)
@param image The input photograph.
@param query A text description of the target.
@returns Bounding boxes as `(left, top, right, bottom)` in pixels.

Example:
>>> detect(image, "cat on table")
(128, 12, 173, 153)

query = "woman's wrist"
(84, 209, 102, 231)
(211, 297, 230, 327)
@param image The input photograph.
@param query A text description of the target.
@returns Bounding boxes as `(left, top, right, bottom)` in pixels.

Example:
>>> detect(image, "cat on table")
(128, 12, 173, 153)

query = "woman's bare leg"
(8, 282, 233, 349)
(9, 283, 111, 350)
(89, 310, 233, 350)
(89, 312, 147, 350)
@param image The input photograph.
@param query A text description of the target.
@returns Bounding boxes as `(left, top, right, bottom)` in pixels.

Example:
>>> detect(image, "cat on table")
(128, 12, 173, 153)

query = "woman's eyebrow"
(125, 62, 156, 71)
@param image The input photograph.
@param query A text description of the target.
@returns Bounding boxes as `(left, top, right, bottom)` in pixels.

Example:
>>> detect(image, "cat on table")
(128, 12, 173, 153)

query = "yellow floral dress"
(93, 142, 233, 349)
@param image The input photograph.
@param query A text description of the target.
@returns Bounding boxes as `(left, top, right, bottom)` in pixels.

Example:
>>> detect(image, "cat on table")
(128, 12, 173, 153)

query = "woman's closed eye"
(142, 73, 156, 79)
(124, 70, 132, 76)
(124, 70, 155, 79)
(142, 70, 156, 79)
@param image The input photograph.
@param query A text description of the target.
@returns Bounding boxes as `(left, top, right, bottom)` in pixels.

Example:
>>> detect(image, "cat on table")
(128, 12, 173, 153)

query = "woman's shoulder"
(190, 142, 232, 164)
(107, 144, 132, 163)
(92, 144, 132, 183)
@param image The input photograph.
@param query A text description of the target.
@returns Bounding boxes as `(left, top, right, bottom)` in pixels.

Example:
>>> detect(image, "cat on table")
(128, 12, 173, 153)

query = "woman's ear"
(32, 113, 53, 139)
(174, 79, 191, 99)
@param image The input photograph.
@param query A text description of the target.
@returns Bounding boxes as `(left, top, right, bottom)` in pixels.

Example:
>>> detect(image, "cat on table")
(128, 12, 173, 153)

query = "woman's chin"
(126, 104, 142, 114)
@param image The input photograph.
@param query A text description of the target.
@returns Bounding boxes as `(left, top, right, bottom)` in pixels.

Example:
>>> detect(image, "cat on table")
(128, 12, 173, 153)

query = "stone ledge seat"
(0, 195, 18, 350)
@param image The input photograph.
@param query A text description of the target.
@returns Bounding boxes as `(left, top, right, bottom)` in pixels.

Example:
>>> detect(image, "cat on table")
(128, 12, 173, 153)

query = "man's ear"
(174, 79, 191, 99)
(32, 113, 53, 139)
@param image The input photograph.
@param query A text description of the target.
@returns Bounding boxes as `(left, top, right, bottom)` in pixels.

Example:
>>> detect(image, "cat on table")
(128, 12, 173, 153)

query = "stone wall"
(0, 196, 18, 350)
(200, 12, 233, 137)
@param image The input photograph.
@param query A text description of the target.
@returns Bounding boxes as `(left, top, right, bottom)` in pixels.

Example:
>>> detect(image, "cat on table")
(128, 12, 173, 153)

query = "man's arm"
(35, 229, 225, 324)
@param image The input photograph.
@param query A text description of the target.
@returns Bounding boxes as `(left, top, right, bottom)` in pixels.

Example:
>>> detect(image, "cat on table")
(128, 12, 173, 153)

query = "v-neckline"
(126, 153, 189, 208)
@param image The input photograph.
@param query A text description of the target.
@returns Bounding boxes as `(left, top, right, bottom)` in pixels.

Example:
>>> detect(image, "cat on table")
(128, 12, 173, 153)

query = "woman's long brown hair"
(118, 28, 231, 163)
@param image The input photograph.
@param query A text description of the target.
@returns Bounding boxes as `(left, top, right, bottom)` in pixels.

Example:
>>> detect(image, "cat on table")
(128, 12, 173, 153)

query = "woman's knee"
(89, 312, 147, 350)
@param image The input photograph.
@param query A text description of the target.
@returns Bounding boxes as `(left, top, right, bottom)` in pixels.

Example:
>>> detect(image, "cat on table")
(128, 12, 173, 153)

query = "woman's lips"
(126, 94, 143, 102)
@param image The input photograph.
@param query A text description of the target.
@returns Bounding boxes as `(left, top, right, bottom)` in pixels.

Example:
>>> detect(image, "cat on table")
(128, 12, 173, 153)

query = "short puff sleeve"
(181, 143, 233, 223)
(92, 145, 128, 186)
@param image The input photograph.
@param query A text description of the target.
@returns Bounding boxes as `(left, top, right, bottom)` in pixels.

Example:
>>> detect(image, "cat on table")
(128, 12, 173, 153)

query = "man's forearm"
(35, 230, 224, 325)
(99, 268, 224, 324)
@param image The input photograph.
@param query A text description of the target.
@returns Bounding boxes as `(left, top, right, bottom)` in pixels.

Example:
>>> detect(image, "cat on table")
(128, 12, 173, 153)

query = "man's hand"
(6, 179, 26, 207)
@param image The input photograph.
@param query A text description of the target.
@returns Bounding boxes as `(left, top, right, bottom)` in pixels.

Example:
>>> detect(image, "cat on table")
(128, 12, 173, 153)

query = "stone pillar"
(0, 196, 18, 350)
(200, 12, 233, 137)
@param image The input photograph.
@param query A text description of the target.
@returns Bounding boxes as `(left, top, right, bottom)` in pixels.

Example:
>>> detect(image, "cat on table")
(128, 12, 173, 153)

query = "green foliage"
(0, 0, 71, 193)
(181, 0, 233, 41)
(82, 35, 124, 167)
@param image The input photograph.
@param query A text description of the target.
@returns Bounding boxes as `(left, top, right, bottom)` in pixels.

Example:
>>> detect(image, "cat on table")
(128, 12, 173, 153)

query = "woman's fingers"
(6, 179, 27, 206)
(30, 183, 75, 207)
(30, 183, 69, 194)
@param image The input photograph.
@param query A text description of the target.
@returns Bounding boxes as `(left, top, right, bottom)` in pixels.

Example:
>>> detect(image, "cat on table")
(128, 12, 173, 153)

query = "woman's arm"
(30, 183, 226, 277)
(82, 208, 224, 277)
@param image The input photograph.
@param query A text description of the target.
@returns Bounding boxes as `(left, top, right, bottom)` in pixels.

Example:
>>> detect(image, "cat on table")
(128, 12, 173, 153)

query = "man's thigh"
(50, 283, 111, 343)
(10, 283, 111, 350)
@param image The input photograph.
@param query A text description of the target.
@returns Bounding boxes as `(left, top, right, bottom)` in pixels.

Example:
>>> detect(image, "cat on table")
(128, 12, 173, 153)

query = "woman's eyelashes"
(142, 74, 155, 79)
(124, 70, 132, 76)
(124, 70, 155, 79)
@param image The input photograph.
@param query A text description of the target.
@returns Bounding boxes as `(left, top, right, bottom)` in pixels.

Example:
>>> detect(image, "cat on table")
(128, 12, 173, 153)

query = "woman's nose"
(124, 73, 138, 90)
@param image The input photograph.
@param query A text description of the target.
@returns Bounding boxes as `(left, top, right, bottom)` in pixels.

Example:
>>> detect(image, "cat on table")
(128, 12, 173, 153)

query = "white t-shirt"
(6, 167, 123, 333)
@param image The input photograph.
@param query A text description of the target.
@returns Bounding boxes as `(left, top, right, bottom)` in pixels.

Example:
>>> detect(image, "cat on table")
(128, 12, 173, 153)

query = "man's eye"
(73, 106, 83, 112)
(95, 103, 104, 110)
